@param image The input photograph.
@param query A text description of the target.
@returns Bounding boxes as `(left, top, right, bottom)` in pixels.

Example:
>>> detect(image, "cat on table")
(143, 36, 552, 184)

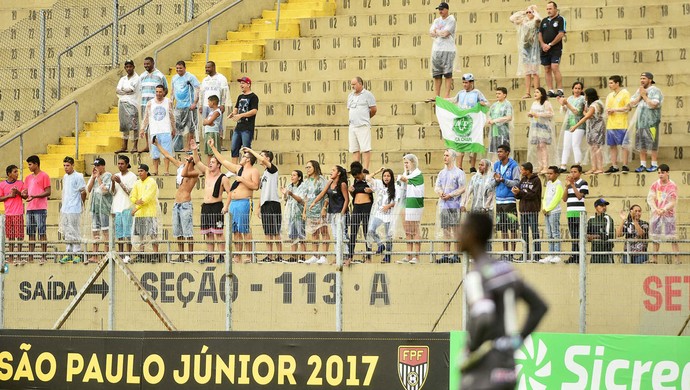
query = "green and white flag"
(435, 97, 489, 153)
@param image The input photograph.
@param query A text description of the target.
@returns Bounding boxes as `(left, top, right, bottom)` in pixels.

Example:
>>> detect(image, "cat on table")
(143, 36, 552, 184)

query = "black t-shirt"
(234, 92, 259, 131)
(539, 15, 566, 51)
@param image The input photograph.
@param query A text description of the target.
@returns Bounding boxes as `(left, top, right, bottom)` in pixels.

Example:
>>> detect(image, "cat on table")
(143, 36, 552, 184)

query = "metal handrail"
(0, 101, 79, 178)
(57, 0, 154, 100)
(154, 0, 244, 65)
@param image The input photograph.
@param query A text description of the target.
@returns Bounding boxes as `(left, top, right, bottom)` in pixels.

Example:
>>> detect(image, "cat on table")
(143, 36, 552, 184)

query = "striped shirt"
(404, 169, 425, 209)
(565, 178, 588, 217)
(139, 68, 168, 108)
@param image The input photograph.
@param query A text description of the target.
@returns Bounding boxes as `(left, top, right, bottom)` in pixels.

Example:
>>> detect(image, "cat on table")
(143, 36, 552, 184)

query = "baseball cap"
(92, 158, 106, 166)
(594, 198, 610, 207)
(138, 164, 150, 173)
(436, 2, 449, 9)
(237, 76, 252, 84)
(641, 72, 655, 84)
(462, 73, 475, 82)
(124, 59, 134, 66)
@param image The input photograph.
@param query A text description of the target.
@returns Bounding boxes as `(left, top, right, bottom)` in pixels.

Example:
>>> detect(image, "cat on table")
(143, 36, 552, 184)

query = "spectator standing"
(557, 82, 585, 172)
(571, 88, 606, 174)
(154, 138, 200, 263)
(397, 154, 424, 264)
(527, 87, 555, 174)
(303, 160, 330, 264)
(207, 139, 260, 264)
(616, 204, 649, 264)
(110, 155, 137, 261)
(348, 161, 373, 264)
(170, 61, 200, 152)
(493, 144, 521, 258)
(562, 164, 588, 263)
(115, 60, 140, 153)
(282, 170, 307, 262)
(140, 85, 176, 176)
(461, 158, 496, 215)
(604, 75, 631, 173)
(130, 164, 160, 262)
(510, 5, 541, 99)
(202, 95, 223, 165)
(199, 61, 229, 142)
(22, 155, 51, 262)
(245, 147, 284, 262)
(428, 2, 456, 99)
(347, 76, 377, 170)
(85, 158, 113, 263)
(139, 57, 168, 153)
(434, 149, 466, 262)
(538, 1, 566, 97)
(191, 140, 232, 264)
(58, 156, 87, 264)
(229, 76, 258, 164)
(367, 167, 398, 263)
(311, 165, 351, 264)
(629, 72, 664, 173)
(449, 73, 489, 172)
(487, 87, 514, 155)
(540, 166, 564, 263)
(586, 198, 615, 263)
(512, 162, 542, 261)
(647, 164, 679, 264)
(0, 165, 24, 264)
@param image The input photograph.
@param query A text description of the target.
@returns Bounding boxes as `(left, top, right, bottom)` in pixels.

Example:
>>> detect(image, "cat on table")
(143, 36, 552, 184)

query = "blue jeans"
(520, 212, 541, 259)
(368, 217, 392, 251)
(544, 211, 561, 253)
(231, 128, 254, 157)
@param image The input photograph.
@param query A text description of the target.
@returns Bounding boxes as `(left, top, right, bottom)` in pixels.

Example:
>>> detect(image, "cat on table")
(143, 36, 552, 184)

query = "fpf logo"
(398, 346, 429, 390)
(515, 335, 551, 390)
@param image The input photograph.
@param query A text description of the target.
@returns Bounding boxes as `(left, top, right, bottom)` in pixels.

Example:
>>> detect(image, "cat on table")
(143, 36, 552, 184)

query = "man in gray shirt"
(347, 76, 377, 170)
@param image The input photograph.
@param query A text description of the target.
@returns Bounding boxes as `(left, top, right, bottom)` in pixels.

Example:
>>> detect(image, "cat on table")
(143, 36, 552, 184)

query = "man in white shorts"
(347, 76, 377, 170)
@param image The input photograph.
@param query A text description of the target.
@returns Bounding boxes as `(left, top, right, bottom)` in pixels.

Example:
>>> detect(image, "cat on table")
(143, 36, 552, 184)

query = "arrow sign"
(86, 278, 109, 300)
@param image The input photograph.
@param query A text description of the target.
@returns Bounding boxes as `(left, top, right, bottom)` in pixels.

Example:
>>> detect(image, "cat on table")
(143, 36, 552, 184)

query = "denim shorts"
(114, 210, 133, 239)
(172, 201, 194, 238)
(91, 213, 110, 231)
(26, 209, 47, 236)
(150, 132, 173, 160)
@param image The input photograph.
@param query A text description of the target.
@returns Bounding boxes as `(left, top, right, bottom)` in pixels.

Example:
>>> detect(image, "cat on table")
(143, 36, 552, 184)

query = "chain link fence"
(0, 0, 223, 136)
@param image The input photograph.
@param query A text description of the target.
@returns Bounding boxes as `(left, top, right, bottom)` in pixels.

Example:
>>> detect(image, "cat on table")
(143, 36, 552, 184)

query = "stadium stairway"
(30, 0, 337, 179)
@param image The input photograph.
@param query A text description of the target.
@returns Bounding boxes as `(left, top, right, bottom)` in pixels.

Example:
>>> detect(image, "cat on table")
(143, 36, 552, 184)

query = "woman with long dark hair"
(302, 160, 330, 264)
(367, 167, 398, 263)
(527, 87, 555, 174)
(570, 88, 606, 174)
(282, 170, 306, 262)
(311, 165, 350, 264)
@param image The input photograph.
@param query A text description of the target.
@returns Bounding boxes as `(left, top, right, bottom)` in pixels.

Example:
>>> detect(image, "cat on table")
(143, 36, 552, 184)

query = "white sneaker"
(122, 256, 131, 264)
(395, 258, 409, 264)
(409, 257, 418, 264)
(316, 256, 328, 264)
(304, 255, 318, 264)
(538, 256, 552, 264)
(550, 256, 562, 264)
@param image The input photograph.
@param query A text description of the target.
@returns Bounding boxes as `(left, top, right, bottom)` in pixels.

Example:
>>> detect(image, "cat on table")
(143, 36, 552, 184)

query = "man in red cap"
(228, 76, 259, 164)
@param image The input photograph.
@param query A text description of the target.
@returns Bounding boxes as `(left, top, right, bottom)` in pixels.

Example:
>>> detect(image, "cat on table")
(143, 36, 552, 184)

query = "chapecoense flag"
(435, 97, 489, 153)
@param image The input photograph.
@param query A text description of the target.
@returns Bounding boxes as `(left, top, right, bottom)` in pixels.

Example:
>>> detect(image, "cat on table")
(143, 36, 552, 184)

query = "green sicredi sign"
(450, 332, 690, 389)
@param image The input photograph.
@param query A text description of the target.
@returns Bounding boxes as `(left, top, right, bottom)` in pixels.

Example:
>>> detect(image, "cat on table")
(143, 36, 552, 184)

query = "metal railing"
(154, 0, 242, 65)
(57, 0, 153, 100)
(0, 100, 79, 178)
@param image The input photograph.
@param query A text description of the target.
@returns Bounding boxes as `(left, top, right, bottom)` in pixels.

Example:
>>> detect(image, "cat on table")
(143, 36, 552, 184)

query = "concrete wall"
(4, 263, 689, 336)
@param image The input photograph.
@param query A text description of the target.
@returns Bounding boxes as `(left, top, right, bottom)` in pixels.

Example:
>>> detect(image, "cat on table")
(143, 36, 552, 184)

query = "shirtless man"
(191, 139, 232, 263)
(208, 138, 260, 263)
(154, 138, 199, 263)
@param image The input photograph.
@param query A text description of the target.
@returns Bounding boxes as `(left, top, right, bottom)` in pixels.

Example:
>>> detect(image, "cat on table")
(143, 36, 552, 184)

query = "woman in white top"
(557, 82, 586, 172)
(367, 167, 398, 263)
